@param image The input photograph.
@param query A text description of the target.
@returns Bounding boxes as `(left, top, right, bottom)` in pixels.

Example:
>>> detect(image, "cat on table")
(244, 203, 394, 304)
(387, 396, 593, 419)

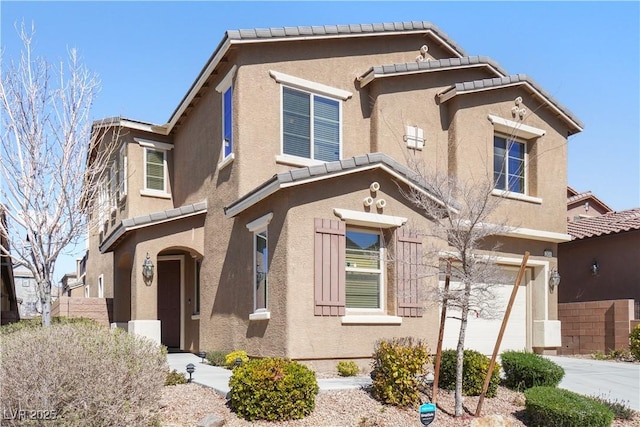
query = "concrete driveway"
(545, 356, 640, 411)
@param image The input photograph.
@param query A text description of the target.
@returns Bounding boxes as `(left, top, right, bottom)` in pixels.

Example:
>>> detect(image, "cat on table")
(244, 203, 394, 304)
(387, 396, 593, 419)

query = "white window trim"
(269, 70, 353, 100)
(141, 147, 171, 198)
(118, 144, 127, 200)
(193, 258, 201, 316)
(275, 154, 325, 168)
(341, 315, 402, 325)
(84, 284, 90, 298)
(109, 162, 117, 213)
(98, 274, 104, 298)
(493, 133, 528, 196)
(491, 189, 542, 204)
(135, 138, 174, 151)
(246, 213, 274, 319)
(333, 208, 407, 228)
(345, 228, 385, 314)
(488, 114, 546, 139)
(216, 65, 237, 168)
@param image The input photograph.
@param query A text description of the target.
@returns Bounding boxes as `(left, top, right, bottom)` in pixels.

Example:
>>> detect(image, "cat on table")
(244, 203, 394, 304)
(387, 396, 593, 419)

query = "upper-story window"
(270, 70, 352, 167)
(216, 65, 236, 169)
(135, 138, 173, 198)
(493, 135, 525, 194)
(118, 144, 127, 200)
(283, 87, 340, 162)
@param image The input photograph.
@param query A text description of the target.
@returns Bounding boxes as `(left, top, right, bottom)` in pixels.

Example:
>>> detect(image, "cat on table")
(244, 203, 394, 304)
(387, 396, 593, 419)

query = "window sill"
(191, 314, 200, 320)
(491, 189, 542, 204)
(217, 153, 235, 170)
(140, 189, 172, 199)
(341, 315, 402, 325)
(249, 310, 271, 321)
(275, 154, 326, 168)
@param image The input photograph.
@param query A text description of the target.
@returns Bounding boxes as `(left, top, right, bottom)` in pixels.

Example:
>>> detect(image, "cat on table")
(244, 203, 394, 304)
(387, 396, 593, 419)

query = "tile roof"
(567, 190, 612, 212)
(567, 208, 640, 240)
(439, 74, 584, 134)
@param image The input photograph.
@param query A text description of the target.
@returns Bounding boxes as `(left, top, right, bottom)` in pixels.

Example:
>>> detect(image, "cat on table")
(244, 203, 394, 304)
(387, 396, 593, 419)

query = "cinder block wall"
(558, 299, 634, 355)
(52, 297, 113, 326)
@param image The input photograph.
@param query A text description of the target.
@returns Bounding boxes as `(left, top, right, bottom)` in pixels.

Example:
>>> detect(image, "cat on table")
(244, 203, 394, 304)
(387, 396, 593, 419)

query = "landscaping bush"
(165, 369, 188, 386)
(591, 394, 636, 421)
(0, 316, 100, 335)
(525, 386, 614, 427)
(205, 350, 227, 366)
(629, 324, 640, 361)
(336, 360, 360, 376)
(225, 350, 249, 369)
(501, 350, 565, 391)
(438, 349, 500, 397)
(0, 322, 167, 426)
(370, 337, 430, 406)
(228, 357, 318, 421)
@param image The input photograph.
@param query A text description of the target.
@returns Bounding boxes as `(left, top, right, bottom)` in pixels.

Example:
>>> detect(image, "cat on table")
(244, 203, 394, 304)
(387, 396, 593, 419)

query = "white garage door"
(440, 271, 529, 356)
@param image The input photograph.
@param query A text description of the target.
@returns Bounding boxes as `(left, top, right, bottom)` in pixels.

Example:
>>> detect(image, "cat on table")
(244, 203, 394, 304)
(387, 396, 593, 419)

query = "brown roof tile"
(568, 208, 640, 240)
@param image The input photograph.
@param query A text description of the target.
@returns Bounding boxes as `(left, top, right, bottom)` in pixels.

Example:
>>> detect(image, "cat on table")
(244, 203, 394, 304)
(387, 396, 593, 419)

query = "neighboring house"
(13, 267, 39, 318)
(567, 186, 613, 222)
(85, 21, 582, 363)
(1, 206, 19, 325)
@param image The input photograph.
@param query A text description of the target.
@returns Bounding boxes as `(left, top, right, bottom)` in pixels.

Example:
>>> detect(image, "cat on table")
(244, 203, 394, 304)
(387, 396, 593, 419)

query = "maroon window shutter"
(396, 228, 423, 317)
(314, 218, 346, 316)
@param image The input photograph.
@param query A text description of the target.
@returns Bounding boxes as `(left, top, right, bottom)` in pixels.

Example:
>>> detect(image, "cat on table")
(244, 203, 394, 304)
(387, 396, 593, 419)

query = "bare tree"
(0, 23, 119, 326)
(401, 160, 511, 417)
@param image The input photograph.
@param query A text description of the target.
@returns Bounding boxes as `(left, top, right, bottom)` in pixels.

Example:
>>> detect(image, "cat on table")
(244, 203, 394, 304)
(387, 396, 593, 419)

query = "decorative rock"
(197, 413, 225, 427)
(470, 414, 514, 427)
(157, 400, 168, 409)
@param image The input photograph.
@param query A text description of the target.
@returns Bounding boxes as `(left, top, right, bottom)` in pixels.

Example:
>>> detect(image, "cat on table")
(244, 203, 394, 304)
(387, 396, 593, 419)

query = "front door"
(157, 259, 181, 348)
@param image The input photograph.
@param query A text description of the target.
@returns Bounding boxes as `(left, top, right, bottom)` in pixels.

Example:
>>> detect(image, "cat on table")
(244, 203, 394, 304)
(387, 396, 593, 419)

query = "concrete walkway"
(545, 356, 640, 411)
(167, 353, 372, 397)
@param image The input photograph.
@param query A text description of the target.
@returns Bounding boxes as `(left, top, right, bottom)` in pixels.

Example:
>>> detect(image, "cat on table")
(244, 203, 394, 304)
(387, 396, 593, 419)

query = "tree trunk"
(455, 283, 472, 417)
(40, 279, 52, 327)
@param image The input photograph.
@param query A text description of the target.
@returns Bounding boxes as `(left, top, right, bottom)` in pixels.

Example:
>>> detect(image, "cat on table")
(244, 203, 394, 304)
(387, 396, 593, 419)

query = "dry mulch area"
(160, 381, 640, 426)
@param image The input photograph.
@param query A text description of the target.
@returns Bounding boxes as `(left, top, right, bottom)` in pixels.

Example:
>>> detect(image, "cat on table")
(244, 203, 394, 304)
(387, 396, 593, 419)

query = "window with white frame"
(118, 144, 127, 200)
(194, 259, 201, 315)
(246, 213, 273, 318)
(109, 162, 117, 212)
(98, 274, 104, 298)
(494, 135, 525, 194)
(84, 284, 90, 298)
(215, 66, 236, 167)
(345, 229, 383, 310)
(136, 138, 173, 197)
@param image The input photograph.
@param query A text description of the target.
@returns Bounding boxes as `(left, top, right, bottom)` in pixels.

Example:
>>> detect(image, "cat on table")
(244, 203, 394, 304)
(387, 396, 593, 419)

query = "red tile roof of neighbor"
(568, 208, 640, 240)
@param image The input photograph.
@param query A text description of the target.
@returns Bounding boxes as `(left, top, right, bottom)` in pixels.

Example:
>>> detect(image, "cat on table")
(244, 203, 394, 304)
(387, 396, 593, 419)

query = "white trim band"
(246, 212, 274, 232)
(135, 138, 174, 151)
(488, 114, 546, 139)
(341, 315, 402, 325)
(269, 70, 353, 100)
(333, 208, 407, 228)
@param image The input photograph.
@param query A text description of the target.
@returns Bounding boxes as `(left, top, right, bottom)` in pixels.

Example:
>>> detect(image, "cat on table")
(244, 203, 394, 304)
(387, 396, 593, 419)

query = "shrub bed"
(438, 349, 500, 397)
(225, 350, 249, 369)
(0, 322, 167, 426)
(370, 337, 430, 406)
(501, 350, 565, 390)
(629, 324, 640, 361)
(336, 360, 359, 377)
(525, 386, 614, 427)
(229, 357, 318, 421)
(205, 350, 227, 366)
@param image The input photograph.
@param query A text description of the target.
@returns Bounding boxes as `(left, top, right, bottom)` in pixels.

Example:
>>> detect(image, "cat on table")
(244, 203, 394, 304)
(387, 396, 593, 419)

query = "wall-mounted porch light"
(591, 260, 599, 276)
(142, 253, 154, 283)
(549, 268, 561, 293)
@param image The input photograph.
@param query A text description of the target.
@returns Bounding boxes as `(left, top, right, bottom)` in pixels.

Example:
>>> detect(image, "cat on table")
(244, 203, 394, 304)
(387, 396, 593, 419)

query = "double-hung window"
(345, 230, 383, 311)
(216, 65, 236, 169)
(283, 87, 340, 162)
(246, 213, 273, 320)
(136, 138, 173, 198)
(118, 144, 127, 200)
(493, 135, 525, 194)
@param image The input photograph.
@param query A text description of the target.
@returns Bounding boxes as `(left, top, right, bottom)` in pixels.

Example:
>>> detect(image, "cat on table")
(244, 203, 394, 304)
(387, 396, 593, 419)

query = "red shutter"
(314, 218, 346, 316)
(396, 228, 423, 317)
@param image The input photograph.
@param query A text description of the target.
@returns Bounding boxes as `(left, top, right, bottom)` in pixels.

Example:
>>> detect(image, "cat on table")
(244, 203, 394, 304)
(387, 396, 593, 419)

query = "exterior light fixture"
(142, 253, 154, 283)
(591, 260, 599, 276)
(198, 351, 206, 364)
(186, 363, 195, 382)
(234, 357, 243, 368)
(549, 268, 561, 293)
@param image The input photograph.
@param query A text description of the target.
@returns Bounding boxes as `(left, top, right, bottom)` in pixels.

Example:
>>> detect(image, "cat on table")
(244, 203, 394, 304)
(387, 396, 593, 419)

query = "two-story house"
(85, 21, 582, 366)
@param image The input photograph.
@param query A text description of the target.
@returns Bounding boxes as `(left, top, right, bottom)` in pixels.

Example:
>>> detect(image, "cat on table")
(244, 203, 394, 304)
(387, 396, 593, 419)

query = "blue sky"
(1, 1, 639, 281)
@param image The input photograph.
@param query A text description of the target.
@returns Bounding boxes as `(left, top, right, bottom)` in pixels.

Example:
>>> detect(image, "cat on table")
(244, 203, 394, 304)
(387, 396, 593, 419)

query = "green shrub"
(206, 350, 227, 366)
(501, 350, 565, 391)
(525, 386, 614, 427)
(225, 350, 249, 369)
(629, 324, 640, 361)
(591, 394, 636, 420)
(438, 349, 500, 397)
(336, 360, 360, 376)
(229, 357, 318, 421)
(370, 337, 430, 407)
(0, 316, 100, 335)
(165, 369, 188, 386)
(0, 322, 167, 426)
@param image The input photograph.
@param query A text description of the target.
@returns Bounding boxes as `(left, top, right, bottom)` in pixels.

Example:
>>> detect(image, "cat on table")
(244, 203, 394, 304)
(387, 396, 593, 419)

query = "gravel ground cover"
(160, 381, 640, 426)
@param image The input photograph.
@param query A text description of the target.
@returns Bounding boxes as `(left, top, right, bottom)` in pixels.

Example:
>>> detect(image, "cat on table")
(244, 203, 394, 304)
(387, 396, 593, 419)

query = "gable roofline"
(223, 153, 459, 218)
(567, 190, 613, 213)
(567, 208, 640, 240)
(438, 74, 584, 135)
(167, 21, 467, 132)
(92, 116, 169, 135)
(357, 56, 508, 88)
(99, 200, 207, 253)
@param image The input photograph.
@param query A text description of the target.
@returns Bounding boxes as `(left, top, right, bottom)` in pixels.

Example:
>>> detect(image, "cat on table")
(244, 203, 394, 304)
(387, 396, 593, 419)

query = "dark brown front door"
(157, 259, 181, 348)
